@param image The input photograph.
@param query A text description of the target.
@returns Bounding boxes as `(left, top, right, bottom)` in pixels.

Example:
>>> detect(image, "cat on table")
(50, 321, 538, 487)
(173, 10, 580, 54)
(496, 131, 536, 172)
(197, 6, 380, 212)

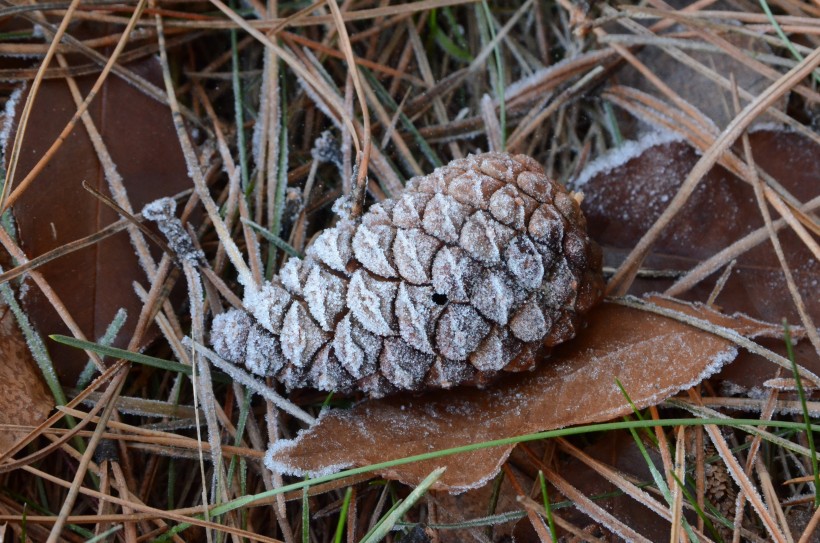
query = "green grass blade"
(241, 217, 303, 258)
(360, 467, 444, 543)
(302, 479, 310, 543)
(759, 0, 820, 85)
(51, 334, 229, 384)
(537, 470, 557, 542)
(76, 308, 127, 389)
(333, 487, 353, 543)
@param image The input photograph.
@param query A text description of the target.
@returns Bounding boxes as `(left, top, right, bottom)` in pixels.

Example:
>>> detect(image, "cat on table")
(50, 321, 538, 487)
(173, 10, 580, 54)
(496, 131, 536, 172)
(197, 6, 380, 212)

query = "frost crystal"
(209, 152, 603, 397)
(142, 197, 205, 264)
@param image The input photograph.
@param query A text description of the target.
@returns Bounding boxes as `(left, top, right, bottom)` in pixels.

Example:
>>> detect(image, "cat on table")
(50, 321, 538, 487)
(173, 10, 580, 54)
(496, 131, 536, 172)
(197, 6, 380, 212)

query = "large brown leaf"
(267, 299, 779, 491)
(7, 58, 190, 380)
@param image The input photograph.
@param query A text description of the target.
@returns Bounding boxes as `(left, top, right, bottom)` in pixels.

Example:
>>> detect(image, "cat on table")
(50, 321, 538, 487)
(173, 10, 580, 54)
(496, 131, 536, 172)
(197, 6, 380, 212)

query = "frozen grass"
(0, 1, 818, 541)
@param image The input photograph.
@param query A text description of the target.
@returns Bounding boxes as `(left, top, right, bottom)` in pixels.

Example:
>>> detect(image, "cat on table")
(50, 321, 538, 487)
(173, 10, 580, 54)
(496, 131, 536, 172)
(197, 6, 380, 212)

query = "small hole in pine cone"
(432, 293, 448, 305)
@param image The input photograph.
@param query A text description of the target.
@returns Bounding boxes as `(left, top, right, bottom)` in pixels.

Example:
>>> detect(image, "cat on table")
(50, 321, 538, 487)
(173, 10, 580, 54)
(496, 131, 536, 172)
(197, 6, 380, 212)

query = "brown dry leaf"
(267, 299, 777, 492)
(577, 128, 819, 324)
(6, 57, 191, 380)
(0, 300, 53, 453)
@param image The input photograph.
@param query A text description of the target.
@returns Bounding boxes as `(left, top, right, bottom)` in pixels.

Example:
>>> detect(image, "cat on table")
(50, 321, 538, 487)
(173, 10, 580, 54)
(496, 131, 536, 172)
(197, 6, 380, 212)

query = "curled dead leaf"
(267, 299, 779, 491)
(0, 300, 53, 453)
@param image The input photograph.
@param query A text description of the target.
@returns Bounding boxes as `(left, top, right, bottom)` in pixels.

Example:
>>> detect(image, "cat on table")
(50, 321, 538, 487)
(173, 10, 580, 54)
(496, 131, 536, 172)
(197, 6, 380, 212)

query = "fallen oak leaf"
(267, 298, 780, 492)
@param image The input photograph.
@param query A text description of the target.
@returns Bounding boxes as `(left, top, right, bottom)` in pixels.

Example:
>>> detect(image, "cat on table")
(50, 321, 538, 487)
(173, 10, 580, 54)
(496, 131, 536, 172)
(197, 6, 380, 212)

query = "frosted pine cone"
(211, 152, 604, 397)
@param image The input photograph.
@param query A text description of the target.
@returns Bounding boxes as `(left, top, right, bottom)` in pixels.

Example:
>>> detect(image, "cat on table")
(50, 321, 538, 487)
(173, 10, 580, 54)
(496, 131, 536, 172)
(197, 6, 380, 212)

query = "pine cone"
(211, 152, 604, 397)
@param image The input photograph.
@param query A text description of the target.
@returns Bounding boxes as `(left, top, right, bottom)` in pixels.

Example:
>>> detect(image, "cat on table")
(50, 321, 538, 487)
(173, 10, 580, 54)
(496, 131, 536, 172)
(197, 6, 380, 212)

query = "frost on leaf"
(379, 337, 434, 390)
(436, 304, 491, 361)
(393, 228, 440, 285)
(280, 302, 327, 367)
(352, 223, 397, 278)
(346, 270, 397, 336)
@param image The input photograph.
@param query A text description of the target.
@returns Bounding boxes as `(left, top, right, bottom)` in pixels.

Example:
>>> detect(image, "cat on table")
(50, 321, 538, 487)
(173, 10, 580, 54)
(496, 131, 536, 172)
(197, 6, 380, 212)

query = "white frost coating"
(280, 303, 324, 367)
(432, 246, 474, 303)
(295, 72, 342, 131)
(332, 314, 364, 376)
(509, 298, 548, 342)
(380, 338, 432, 389)
(307, 222, 353, 273)
(460, 211, 514, 265)
(436, 304, 490, 361)
(423, 193, 464, 243)
(210, 309, 252, 362)
(186, 338, 315, 425)
(395, 283, 435, 354)
(572, 130, 685, 188)
(279, 257, 303, 295)
(393, 228, 438, 285)
(242, 281, 291, 334)
(504, 236, 544, 290)
(265, 416, 353, 478)
(303, 266, 345, 332)
(470, 328, 506, 372)
(142, 198, 205, 263)
(0, 85, 24, 169)
(471, 271, 513, 325)
(346, 270, 396, 336)
(352, 223, 397, 278)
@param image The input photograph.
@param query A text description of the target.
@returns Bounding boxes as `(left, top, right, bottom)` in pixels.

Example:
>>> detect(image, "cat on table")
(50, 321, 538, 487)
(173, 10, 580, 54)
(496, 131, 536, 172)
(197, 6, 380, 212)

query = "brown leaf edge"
(266, 296, 781, 492)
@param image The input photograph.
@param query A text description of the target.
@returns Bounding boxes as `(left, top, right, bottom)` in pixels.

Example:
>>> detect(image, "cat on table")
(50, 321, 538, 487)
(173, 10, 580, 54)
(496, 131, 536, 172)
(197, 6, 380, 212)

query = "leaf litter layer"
(0, 1, 818, 542)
